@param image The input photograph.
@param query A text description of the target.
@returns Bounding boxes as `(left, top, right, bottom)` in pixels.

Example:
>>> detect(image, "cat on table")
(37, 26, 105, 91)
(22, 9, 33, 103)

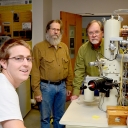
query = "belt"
(41, 79, 65, 85)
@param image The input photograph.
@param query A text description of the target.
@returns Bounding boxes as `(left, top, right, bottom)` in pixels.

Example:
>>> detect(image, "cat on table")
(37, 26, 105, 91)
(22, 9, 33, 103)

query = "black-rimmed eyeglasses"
(8, 56, 33, 62)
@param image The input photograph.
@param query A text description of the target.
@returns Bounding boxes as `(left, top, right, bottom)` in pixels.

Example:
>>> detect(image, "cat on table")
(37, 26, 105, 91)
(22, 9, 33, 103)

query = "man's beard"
(46, 33, 62, 46)
(91, 40, 99, 44)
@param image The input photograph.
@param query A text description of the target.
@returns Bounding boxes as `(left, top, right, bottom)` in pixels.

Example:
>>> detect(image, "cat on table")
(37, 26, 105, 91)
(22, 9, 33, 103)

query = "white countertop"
(60, 95, 127, 128)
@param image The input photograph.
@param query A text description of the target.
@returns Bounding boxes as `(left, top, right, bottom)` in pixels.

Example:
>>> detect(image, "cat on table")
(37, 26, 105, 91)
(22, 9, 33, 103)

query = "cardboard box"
(107, 110, 128, 125)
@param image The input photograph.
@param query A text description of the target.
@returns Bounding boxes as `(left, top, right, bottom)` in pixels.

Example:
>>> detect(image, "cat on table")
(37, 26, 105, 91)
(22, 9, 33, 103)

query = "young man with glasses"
(31, 19, 73, 128)
(0, 38, 32, 128)
(71, 20, 104, 101)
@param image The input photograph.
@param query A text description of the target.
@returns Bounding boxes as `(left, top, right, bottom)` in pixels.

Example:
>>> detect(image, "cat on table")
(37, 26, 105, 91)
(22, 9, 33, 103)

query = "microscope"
(82, 9, 128, 112)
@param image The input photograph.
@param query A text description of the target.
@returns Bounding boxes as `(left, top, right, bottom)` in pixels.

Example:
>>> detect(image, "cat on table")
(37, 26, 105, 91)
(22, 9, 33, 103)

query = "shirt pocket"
(43, 57, 55, 69)
(62, 58, 69, 69)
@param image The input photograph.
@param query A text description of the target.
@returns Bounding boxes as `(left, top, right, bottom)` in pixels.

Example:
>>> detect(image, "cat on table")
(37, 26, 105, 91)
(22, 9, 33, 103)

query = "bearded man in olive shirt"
(71, 20, 104, 100)
(31, 20, 73, 128)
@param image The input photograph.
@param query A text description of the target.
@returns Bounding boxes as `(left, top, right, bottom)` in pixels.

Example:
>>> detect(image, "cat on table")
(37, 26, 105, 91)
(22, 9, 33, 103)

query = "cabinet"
(17, 76, 31, 118)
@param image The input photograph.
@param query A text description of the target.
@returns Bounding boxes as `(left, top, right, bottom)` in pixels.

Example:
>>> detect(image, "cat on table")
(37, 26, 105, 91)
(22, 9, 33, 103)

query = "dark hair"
(86, 20, 104, 34)
(45, 19, 63, 34)
(0, 38, 32, 60)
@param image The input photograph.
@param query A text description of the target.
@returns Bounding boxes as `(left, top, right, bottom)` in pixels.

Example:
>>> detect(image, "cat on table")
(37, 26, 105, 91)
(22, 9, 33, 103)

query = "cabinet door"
(17, 76, 31, 118)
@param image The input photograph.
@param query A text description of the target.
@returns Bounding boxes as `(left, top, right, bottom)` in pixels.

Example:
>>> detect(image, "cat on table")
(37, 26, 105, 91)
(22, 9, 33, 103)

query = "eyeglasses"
(8, 56, 33, 62)
(50, 28, 60, 32)
(88, 31, 101, 36)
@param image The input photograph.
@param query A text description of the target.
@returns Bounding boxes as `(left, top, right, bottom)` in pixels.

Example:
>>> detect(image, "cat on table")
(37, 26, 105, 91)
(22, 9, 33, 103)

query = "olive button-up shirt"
(72, 39, 104, 96)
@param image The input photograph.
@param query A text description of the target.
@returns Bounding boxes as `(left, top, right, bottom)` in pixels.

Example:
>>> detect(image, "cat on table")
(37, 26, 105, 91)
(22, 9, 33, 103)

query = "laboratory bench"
(60, 95, 128, 128)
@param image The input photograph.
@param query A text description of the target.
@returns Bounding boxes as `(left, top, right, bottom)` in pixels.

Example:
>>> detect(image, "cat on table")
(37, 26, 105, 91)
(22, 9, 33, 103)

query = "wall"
(32, 0, 128, 46)
(43, 0, 52, 39)
(32, 0, 52, 47)
(52, 0, 128, 19)
(32, 0, 43, 47)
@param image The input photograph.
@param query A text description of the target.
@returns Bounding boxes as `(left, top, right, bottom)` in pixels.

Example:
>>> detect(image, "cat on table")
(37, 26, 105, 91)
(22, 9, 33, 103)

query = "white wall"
(32, 0, 43, 47)
(43, 0, 52, 39)
(32, 0, 52, 47)
(52, 0, 128, 19)
(32, 0, 128, 46)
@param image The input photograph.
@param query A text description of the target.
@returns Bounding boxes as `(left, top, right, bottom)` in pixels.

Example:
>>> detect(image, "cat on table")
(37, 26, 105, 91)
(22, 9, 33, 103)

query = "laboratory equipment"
(81, 9, 128, 112)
